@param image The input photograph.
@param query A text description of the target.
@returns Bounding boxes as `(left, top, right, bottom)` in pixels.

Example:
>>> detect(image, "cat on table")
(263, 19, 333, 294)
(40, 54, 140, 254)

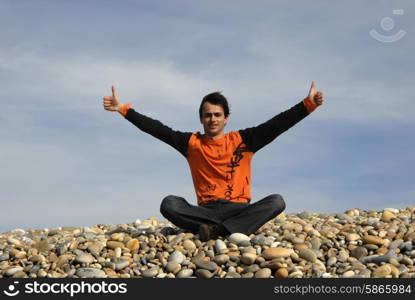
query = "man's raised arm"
(239, 81, 324, 153)
(103, 86, 192, 157)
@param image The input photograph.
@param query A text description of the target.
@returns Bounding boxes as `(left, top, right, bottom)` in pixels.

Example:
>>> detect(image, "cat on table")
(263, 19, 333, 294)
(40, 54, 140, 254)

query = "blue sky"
(1, 0, 414, 233)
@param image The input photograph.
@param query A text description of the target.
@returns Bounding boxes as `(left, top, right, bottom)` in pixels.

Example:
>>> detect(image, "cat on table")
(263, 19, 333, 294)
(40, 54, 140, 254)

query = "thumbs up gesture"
(103, 85, 123, 112)
(307, 81, 324, 106)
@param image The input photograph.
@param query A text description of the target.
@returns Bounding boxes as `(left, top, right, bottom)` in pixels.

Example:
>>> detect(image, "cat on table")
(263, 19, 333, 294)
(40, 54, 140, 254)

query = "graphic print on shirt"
(224, 142, 250, 200)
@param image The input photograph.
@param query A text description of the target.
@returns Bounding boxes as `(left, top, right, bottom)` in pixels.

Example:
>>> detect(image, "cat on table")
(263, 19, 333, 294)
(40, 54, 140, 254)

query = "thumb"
(112, 85, 117, 99)
(308, 81, 316, 99)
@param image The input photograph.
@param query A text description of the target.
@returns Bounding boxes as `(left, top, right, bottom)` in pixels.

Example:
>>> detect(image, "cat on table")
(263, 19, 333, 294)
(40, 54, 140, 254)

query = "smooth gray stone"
(399, 242, 414, 252)
(214, 254, 230, 265)
(215, 239, 227, 253)
(364, 244, 379, 251)
(56, 242, 70, 256)
(168, 250, 185, 264)
(195, 269, 213, 279)
(255, 268, 272, 278)
(194, 260, 218, 272)
(360, 250, 395, 264)
(5, 267, 23, 276)
(250, 235, 273, 246)
(299, 249, 317, 263)
(101, 261, 114, 270)
(166, 261, 181, 274)
(225, 271, 242, 278)
(242, 264, 260, 274)
(168, 233, 185, 247)
(74, 253, 94, 264)
(310, 238, 322, 250)
(228, 233, 250, 245)
(29, 265, 41, 274)
(113, 258, 129, 271)
(400, 256, 413, 266)
(238, 240, 252, 247)
(351, 247, 368, 259)
(176, 269, 193, 278)
(76, 268, 106, 278)
(142, 268, 159, 278)
(0, 254, 10, 261)
(389, 239, 404, 250)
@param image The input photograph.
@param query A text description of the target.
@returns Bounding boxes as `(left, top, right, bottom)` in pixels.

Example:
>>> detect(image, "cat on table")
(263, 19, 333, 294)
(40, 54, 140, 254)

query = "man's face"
(200, 102, 228, 139)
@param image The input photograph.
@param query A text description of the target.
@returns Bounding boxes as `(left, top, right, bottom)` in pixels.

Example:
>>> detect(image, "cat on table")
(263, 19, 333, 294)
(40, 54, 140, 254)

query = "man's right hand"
(103, 85, 123, 112)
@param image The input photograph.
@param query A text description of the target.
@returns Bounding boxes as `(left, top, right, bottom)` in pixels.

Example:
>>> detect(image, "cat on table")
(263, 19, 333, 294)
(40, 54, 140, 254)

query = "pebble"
(75, 253, 95, 264)
(126, 239, 140, 251)
(251, 235, 273, 246)
(351, 247, 368, 260)
(183, 239, 196, 251)
(241, 253, 257, 265)
(0, 254, 10, 261)
(0, 208, 414, 279)
(214, 254, 229, 265)
(262, 247, 293, 259)
(226, 271, 242, 278)
(228, 233, 250, 245)
(113, 258, 129, 271)
(194, 260, 217, 272)
(346, 233, 360, 242)
(176, 268, 193, 278)
(168, 250, 185, 264)
(5, 267, 23, 276)
(361, 250, 395, 264)
(362, 235, 385, 246)
(275, 268, 289, 278)
(299, 249, 317, 263)
(342, 270, 355, 278)
(195, 269, 213, 278)
(29, 254, 46, 263)
(215, 239, 227, 253)
(76, 268, 106, 278)
(106, 241, 124, 249)
(142, 267, 159, 278)
(255, 268, 271, 278)
(381, 211, 396, 222)
(166, 261, 181, 274)
(372, 264, 392, 277)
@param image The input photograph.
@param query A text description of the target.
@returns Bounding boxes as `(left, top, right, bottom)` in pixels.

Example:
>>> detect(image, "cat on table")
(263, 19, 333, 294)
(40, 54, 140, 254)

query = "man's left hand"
(308, 81, 324, 106)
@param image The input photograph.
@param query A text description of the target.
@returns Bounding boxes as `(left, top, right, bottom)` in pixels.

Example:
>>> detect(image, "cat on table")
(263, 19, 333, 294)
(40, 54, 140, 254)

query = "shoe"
(160, 226, 179, 236)
(198, 224, 219, 242)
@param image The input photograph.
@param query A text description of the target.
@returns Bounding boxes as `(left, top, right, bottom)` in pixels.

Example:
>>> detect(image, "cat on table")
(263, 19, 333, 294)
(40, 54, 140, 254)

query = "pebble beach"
(1, 207, 414, 279)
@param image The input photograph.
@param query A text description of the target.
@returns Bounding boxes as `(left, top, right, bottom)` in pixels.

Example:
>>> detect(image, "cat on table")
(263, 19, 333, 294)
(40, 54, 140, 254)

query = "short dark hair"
(199, 91, 230, 119)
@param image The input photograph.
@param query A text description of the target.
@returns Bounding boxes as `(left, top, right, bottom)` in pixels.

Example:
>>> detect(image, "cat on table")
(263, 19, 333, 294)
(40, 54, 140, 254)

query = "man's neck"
(202, 132, 225, 140)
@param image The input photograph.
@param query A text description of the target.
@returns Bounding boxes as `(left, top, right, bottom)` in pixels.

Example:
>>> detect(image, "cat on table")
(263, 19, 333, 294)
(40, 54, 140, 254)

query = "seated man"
(103, 82, 324, 241)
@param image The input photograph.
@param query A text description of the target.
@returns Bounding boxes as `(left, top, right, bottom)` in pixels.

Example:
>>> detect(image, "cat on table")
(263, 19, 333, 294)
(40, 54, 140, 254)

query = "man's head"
(199, 92, 230, 139)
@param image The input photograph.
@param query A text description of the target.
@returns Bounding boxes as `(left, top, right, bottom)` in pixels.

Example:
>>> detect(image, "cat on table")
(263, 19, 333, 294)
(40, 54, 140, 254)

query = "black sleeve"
(238, 101, 309, 153)
(124, 108, 192, 157)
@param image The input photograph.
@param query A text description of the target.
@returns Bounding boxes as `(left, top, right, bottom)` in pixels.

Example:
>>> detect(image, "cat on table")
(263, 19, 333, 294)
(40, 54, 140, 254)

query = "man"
(103, 82, 324, 241)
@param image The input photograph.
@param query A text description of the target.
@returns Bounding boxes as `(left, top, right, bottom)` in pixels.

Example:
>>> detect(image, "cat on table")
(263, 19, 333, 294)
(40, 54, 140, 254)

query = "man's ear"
(224, 116, 229, 126)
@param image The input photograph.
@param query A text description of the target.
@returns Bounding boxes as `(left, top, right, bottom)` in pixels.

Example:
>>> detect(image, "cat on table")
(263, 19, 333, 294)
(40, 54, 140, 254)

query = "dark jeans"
(160, 194, 285, 236)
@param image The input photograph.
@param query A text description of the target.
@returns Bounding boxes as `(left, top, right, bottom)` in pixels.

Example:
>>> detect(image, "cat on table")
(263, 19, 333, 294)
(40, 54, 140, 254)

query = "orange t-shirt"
(122, 99, 314, 205)
(187, 131, 253, 204)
